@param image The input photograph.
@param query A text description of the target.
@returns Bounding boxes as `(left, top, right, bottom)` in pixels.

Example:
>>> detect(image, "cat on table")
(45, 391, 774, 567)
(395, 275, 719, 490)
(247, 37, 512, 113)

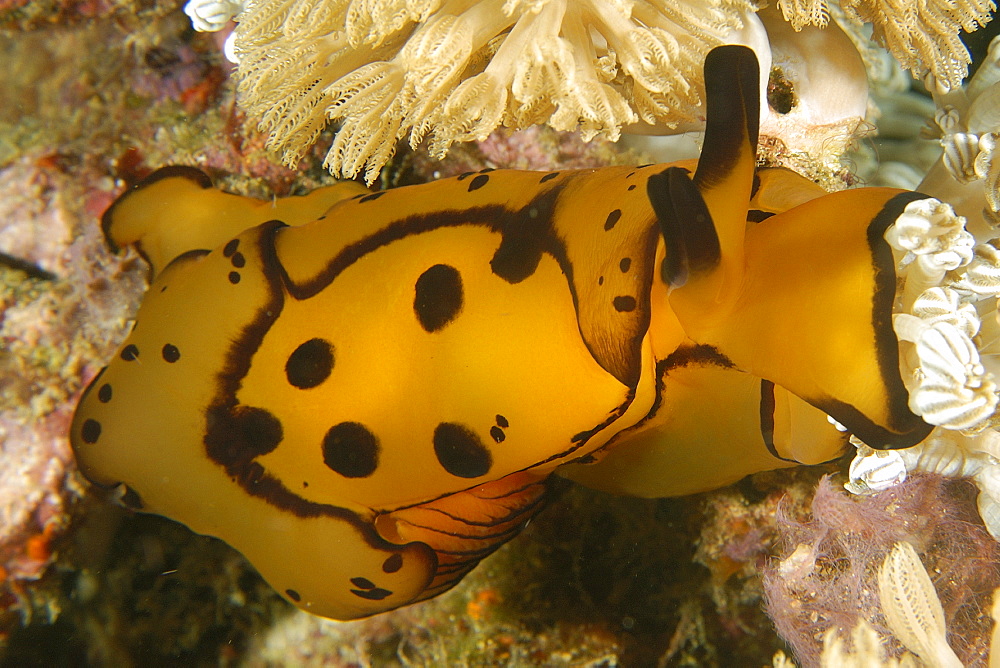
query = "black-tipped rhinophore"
(694, 44, 760, 191)
(650, 44, 760, 291)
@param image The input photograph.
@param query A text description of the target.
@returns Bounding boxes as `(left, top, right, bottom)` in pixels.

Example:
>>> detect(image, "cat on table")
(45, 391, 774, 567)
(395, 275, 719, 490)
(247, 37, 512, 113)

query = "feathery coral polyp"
(776, 0, 994, 91)
(233, 0, 750, 182)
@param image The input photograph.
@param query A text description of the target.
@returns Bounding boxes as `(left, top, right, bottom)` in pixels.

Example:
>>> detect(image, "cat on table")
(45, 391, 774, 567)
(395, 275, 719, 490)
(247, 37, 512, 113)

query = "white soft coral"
(230, 0, 753, 182)
(776, 0, 994, 92)
(845, 199, 1000, 538)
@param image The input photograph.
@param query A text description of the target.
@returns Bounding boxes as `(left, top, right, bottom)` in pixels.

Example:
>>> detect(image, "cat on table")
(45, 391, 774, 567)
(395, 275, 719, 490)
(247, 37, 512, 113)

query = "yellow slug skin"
(71, 46, 931, 620)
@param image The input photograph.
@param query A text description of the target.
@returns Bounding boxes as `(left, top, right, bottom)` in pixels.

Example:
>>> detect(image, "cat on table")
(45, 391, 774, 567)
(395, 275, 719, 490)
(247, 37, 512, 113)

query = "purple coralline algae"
(763, 474, 1000, 667)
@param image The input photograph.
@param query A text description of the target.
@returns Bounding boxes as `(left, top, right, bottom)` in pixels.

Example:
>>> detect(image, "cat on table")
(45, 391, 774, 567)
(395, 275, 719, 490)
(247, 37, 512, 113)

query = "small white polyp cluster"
(183, 0, 243, 32)
(183, 0, 243, 63)
(924, 35, 1000, 231)
(888, 198, 1000, 431)
(848, 196, 1000, 538)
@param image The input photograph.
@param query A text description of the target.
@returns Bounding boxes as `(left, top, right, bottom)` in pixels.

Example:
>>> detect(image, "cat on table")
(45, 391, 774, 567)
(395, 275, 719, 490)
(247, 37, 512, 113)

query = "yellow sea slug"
(71, 46, 932, 620)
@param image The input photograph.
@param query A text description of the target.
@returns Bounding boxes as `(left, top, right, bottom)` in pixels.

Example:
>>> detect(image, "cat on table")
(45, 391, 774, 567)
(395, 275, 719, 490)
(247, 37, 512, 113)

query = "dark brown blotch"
(414, 264, 463, 332)
(81, 419, 101, 444)
(285, 338, 335, 389)
(613, 295, 637, 312)
(468, 174, 490, 192)
(604, 209, 622, 231)
(322, 422, 380, 478)
(120, 485, 144, 510)
(383, 554, 403, 573)
(162, 343, 180, 363)
(433, 422, 492, 478)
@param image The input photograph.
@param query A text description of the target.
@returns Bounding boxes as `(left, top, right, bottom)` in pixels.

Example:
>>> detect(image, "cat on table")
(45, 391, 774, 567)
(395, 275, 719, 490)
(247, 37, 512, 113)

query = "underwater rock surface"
(1, 2, 998, 666)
